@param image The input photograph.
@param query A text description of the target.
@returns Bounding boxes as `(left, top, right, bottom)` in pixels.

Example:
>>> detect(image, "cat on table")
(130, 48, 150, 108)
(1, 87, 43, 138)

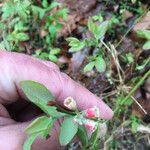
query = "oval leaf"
(49, 54, 58, 62)
(25, 116, 52, 134)
(88, 18, 97, 35)
(77, 126, 88, 147)
(95, 56, 106, 73)
(136, 29, 150, 40)
(59, 117, 78, 146)
(20, 80, 54, 105)
(83, 62, 95, 73)
(23, 133, 39, 150)
(96, 21, 109, 40)
(143, 40, 150, 50)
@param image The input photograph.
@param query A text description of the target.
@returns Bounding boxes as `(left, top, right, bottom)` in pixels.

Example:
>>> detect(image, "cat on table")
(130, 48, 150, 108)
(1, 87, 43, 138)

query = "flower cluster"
(64, 96, 100, 134)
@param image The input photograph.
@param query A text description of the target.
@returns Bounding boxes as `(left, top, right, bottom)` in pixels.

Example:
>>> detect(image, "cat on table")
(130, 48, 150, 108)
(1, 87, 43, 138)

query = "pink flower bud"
(86, 122, 107, 139)
(84, 106, 100, 119)
(84, 119, 98, 133)
(64, 96, 77, 110)
(73, 115, 98, 133)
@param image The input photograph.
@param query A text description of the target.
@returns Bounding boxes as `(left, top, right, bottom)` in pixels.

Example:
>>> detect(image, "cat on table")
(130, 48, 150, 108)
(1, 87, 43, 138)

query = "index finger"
(0, 51, 113, 119)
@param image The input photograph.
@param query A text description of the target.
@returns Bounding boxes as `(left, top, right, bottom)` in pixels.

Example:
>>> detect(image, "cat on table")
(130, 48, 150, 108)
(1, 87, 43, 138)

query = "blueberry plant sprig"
(20, 80, 105, 150)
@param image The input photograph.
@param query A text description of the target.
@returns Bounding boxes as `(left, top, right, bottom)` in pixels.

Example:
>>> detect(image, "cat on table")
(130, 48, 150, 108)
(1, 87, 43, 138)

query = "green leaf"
(66, 37, 85, 52)
(136, 30, 150, 40)
(2, 1, 14, 19)
(42, 103, 66, 117)
(131, 121, 139, 133)
(25, 116, 52, 134)
(49, 25, 56, 39)
(50, 48, 61, 55)
(42, 118, 54, 138)
(47, 2, 59, 11)
(49, 54, 58, 62)
(88, 18, 108, 40)
(69, 43, 85, 52)
(143, 40, 150, 50)
(83, 62, 95, 73)
(36, 103, 66, 118)
(130, 115, 140, 133)
(0, 23, 5, 30)
(35, 50, 42, 56)
(20, 81, 64, 118)
(77, 126, 88, 147)
(95, 56, 106, 73)
(59, 117, 78, 146)
(20, 80, 54, 105)
(42, 0, 48, 8)
(0, 41, 6, 49)
(38, 52, 49, 60)
(96, 21, 109, 40)
(23, 133, 39, 150)
(125, 52, 134, 64)
(32, 6, 45, 19)
(90, 125, 100, 149)
(58, 8, 69, 20)
(15, 32, 29, 41)
(92, 14, 103, 22)
(66, 37, 80, 45)
(88, 18, 97, 36)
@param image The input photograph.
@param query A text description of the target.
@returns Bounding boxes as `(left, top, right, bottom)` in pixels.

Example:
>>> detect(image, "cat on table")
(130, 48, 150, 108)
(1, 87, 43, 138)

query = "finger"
(0, 121, 61, 150)
(0, 51, 113, 119)
(34, 58, 59, 71)
(0, 104, 10, 118)
(0, 51, 61, 104)
(58, 73, 113, 119)
(0, 117, 15, 126)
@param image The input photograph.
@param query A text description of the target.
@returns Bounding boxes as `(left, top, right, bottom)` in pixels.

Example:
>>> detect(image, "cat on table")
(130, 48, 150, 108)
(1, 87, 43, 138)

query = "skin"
(0, 51, 113, 150)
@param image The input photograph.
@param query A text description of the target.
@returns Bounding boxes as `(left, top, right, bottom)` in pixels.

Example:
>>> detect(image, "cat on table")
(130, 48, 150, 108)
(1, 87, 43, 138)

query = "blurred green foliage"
(0, 0, 68, 62)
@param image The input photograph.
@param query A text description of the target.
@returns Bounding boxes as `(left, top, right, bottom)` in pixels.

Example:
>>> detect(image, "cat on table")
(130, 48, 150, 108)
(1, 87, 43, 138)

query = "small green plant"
(66, 18, 110, 73)
(31, 1, 68, 46)
(130, 115, 140, 133)
(20, 80, 105, 150)
(92, 12, 104, 22)
(136, 29, 150, 50)
(0, 0, 31, 50)
(122, 52, 134, 65)
(0, 0, 68, 62)
(33, 48, 61, 62)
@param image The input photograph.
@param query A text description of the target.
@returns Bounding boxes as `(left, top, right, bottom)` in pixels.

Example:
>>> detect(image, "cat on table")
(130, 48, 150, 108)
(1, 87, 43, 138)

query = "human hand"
(0, 51, 113, 150)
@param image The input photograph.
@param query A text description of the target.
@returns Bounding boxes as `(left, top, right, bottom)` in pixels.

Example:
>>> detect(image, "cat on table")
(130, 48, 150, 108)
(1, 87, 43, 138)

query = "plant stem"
(114, 70, 150, 113)
(115, 10, 148, 48)
(121, 70, 150, 104)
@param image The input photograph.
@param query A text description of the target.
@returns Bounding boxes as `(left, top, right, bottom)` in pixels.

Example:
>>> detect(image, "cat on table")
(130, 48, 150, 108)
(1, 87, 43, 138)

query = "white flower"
(64, 96, 77, 110)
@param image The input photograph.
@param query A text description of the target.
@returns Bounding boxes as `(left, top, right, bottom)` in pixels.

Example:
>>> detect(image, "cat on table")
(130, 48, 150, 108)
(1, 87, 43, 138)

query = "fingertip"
(99, 104, 113, 120)
(89, 96, 113, 120)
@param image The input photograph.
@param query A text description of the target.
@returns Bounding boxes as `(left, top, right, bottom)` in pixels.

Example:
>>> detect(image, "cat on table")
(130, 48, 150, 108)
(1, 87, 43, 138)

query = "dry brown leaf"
(123, 10, 133, 21)
(133, 11, 150, 32)
(56, 0, 96, 37)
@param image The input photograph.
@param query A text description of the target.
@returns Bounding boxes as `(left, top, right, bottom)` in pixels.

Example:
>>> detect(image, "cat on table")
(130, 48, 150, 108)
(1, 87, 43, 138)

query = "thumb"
(0, 120, 61, 150)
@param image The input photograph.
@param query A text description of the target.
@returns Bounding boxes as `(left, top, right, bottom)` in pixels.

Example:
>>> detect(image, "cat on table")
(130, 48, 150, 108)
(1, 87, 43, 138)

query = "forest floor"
(0, 0, 150, 149)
